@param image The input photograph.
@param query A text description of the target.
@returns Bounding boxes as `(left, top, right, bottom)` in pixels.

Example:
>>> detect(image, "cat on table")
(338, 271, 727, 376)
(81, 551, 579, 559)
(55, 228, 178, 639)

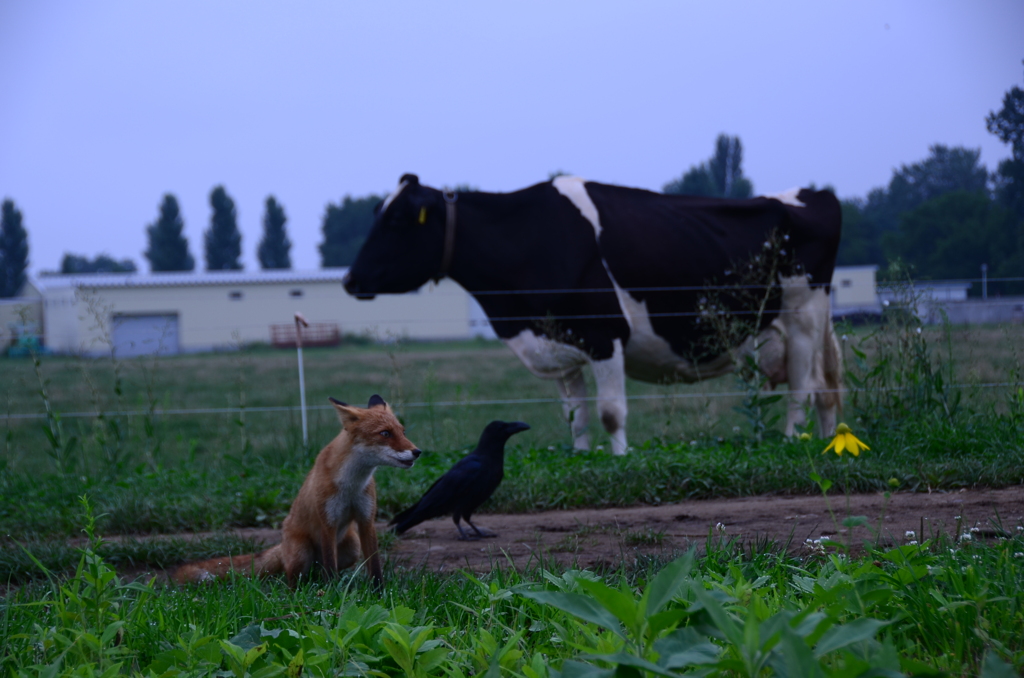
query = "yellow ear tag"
(418, 207, 427, 224)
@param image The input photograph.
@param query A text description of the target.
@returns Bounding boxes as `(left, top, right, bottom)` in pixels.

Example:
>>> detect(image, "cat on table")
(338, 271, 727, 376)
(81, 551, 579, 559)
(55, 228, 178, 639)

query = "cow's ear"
(400, 173, 419, 186)
(408, 188, 440, 223)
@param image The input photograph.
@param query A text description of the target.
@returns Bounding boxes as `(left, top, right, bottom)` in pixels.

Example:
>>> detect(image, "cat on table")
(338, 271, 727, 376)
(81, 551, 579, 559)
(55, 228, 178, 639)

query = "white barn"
(23, 270, 494, 356)
(830, 265, 882, 316)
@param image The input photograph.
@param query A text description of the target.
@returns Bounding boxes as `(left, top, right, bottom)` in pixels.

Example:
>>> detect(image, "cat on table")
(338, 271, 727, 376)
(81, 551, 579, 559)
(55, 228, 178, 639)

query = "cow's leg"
(556, 369, 591, 450)
(816, 316, 842, 436)
(590, 339, 628, 455)
(754, 320, 788, 389)
(780, 276, 833, 436)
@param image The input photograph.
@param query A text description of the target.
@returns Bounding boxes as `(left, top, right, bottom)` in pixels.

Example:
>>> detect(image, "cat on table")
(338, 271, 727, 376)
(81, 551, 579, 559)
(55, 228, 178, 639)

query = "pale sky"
(1, 2, 1022, 274)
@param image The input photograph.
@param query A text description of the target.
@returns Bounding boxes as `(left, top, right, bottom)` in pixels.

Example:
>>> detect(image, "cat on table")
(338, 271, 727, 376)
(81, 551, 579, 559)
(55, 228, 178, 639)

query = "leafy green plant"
(8, 497, 154, 676)
(523, 550, 907, 677)
(31, 350, 79, 477)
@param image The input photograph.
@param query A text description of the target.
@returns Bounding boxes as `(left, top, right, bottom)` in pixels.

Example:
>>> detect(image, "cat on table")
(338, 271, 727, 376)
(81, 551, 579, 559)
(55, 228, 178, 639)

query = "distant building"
(830, 265, 881, 317)
(877, 281, 971, 306)
(18, 270, 495, 357)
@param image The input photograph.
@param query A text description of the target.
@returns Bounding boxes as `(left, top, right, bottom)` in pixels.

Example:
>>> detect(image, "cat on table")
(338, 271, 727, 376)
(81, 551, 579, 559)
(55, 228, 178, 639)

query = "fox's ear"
(367, 394, 387, 410)
(329, 397, 360, 426)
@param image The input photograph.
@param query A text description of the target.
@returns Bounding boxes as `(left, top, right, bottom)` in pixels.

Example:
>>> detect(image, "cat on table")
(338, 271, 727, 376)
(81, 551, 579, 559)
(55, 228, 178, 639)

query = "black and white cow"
(344, 174, 843, 455)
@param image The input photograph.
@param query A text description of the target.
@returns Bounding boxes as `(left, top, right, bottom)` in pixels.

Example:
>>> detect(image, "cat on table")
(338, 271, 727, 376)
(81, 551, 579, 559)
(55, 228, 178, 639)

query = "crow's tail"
(389, 502, 424, 535)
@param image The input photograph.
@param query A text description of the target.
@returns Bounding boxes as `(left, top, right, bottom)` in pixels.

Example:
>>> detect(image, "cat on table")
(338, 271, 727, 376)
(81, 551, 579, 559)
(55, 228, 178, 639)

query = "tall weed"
(846, 269, 962, 432)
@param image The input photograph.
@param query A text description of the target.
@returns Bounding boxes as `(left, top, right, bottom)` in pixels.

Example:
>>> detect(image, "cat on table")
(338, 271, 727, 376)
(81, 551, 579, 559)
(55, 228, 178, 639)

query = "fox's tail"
(173, 543, 285, 584)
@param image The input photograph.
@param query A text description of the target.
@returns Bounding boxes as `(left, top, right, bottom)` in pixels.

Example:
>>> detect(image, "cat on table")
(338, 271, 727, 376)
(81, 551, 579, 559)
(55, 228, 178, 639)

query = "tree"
(145, 194, 195, 272)
(986, 61, 1024, 162)
(0, 199, 29, 297)
(204, 185, 242, 271)
(882, 145, 988, 218)
(986, 62, 1024, 292)
(319, 194, 385, 267)
(835, 198, 879, 266)
(889, 191, 1013, 281)
(257, 196, 291, 270)
(841, 145, 991, 268)
(663, 134, 753, 198)
(987, 65, 1024, 216)
(61, 254, 137, 274)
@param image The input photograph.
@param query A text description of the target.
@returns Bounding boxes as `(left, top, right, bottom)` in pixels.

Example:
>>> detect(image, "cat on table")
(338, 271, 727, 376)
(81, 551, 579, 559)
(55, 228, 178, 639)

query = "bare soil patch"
(139, 486, 1024, 578)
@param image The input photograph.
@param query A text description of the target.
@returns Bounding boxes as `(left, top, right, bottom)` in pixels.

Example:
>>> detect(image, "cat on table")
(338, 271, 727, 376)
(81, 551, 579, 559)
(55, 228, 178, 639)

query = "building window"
(289, 289, 303, 298)
(229, 291, 243, 300)
(841, 279, 852, 288)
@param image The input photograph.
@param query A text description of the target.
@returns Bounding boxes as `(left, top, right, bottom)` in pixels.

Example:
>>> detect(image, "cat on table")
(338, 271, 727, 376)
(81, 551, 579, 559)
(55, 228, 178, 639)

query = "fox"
(173, 394, 420, 588)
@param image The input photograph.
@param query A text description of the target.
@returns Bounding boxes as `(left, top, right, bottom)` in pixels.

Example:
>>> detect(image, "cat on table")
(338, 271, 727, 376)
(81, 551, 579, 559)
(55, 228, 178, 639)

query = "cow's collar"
(436, 191, 457, 281)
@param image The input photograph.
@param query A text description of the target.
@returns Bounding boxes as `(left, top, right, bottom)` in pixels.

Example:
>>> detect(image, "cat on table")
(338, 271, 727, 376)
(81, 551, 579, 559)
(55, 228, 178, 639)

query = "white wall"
(831, 265, 878, 309)
(35, 273, 477, 355)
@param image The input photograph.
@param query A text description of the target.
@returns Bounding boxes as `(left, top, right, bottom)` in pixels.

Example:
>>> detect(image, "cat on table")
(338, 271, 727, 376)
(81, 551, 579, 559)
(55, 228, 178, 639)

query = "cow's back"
(583, 182, 841, 362)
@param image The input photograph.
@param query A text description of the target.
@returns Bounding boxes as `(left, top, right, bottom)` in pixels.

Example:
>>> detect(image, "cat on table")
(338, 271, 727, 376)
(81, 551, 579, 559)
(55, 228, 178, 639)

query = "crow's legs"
(453, 515, 497, 540)
(465, 517, 497, 538)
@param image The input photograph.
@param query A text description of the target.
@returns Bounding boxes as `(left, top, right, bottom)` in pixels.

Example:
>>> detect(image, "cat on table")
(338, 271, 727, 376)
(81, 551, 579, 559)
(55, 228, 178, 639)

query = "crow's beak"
(506, 422, 531, 435)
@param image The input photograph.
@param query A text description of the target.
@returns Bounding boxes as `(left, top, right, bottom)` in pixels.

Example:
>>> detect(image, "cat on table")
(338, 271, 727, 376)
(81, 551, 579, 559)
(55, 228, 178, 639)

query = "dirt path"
(155, 486, 1024, 575)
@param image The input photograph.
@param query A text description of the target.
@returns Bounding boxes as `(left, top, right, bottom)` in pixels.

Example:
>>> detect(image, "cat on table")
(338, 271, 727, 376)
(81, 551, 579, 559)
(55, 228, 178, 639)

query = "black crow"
(389, 420, 530, 540)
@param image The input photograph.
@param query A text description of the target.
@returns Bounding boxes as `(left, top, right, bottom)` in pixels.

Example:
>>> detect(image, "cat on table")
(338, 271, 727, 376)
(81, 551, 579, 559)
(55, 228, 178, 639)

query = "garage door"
(111, 314, 179, 357)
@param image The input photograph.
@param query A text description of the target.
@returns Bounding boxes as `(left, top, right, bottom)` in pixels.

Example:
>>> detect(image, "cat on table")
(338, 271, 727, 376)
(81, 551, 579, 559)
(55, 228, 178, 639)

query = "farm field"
(2, 320, 1024, 675)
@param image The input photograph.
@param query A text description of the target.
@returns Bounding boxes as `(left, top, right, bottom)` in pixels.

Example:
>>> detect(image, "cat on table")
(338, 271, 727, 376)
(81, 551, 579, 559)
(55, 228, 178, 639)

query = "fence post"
(295, 312, 310, 447)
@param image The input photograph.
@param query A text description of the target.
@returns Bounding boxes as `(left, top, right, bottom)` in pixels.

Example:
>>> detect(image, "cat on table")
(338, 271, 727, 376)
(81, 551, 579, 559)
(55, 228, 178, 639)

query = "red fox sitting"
(174, 395, 420, 587)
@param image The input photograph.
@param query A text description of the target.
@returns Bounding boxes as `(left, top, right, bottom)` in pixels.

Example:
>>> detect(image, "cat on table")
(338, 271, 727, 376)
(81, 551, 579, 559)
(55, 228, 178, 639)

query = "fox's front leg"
(357, 517, 383, 587)
(319, 520, 340, 577)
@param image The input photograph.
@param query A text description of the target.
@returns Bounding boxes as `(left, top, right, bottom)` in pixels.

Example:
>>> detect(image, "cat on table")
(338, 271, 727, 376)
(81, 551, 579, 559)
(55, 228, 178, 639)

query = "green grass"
(2, 506, 1023, 676)
(2, 322, 1024, 674)
(2, 417, 1022, 546)
(1, 323, 1023, 570)
(3, 323, 1021, 475)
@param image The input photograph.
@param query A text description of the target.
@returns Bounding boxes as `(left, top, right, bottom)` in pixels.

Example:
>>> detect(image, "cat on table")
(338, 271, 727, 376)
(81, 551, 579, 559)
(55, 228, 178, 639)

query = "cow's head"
(343, 174, 446, 300)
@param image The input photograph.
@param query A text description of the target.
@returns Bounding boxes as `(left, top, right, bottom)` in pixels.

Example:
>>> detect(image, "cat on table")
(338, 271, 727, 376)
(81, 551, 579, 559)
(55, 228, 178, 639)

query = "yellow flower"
(799, 432, 812, 441)
(823, 423, 869, 457)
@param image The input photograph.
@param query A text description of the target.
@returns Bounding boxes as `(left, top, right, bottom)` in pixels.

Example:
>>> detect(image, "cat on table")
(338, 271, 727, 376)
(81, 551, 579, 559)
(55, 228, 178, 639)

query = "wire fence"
(1, 382, 1019, 422)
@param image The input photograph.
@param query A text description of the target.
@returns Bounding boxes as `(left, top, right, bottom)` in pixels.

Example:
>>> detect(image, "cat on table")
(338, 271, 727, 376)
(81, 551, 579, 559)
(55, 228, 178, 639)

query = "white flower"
(1014, 552, 1024, 558)
(909, 540, 918, 546)
(970, 526, 980, 534)
(715, 523, 726, 533)
(905, 530, 916, 539)
(959, 532, 972, 541)
(804, 537, 825, 553)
